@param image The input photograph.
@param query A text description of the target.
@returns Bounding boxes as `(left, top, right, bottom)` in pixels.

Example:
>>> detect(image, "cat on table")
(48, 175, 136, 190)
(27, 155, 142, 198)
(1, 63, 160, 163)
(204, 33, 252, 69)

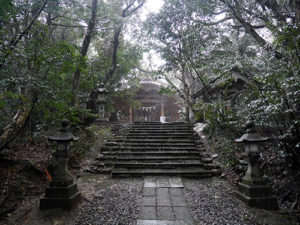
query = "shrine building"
(111, 80, 180, 123)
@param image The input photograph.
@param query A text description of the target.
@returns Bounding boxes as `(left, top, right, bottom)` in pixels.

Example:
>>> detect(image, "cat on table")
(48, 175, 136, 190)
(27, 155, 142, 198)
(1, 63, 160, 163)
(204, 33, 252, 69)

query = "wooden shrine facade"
(112, 80, 180, 123)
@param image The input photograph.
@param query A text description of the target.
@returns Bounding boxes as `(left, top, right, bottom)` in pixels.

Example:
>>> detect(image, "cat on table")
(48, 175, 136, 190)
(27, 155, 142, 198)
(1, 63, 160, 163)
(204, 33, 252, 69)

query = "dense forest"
(0, 0, 300, 223)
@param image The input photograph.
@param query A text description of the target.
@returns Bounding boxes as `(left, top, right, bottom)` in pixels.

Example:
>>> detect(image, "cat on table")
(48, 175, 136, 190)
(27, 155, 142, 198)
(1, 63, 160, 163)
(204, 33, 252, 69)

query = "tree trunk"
(221, 0, 283, 59)
(72, 0, 98, 106)
(103, 26, 122, 84)
(0, 93, 38, 151)
(289, 0, 300, 30)
(181, 64, 190, 122)
(103, 0, 145, 85)
(87, 1, 145, 115)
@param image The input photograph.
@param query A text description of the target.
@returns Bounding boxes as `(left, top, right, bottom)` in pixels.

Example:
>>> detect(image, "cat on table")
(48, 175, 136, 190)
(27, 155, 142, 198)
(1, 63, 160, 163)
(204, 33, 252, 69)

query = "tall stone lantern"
(96, 82, 109, 123)
(40, 119, 81, 209)
(234, 120, 278, 210)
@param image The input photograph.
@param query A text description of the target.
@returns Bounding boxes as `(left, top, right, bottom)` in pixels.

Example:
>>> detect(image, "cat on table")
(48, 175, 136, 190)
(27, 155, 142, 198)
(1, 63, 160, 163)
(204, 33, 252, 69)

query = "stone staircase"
(95, 122, 221, 178)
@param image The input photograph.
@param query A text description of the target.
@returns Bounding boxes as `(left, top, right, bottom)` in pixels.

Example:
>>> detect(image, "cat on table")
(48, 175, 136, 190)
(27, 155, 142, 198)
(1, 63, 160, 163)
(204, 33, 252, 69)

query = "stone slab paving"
(137, 177, 195, 225)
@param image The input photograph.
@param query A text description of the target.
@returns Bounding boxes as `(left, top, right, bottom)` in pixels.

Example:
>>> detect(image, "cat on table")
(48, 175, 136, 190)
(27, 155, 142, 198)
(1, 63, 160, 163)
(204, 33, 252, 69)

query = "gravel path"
(71, 176, 143, 225)
(4, 175, 298, 225)
(184, 178, 297, 225)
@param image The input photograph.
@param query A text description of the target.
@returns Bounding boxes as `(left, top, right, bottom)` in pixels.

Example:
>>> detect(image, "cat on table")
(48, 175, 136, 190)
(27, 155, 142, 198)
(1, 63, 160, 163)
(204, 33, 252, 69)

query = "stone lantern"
(96, 82, 109, 123)
(40, 119, 81, 209)
(234, 120, 278, 210)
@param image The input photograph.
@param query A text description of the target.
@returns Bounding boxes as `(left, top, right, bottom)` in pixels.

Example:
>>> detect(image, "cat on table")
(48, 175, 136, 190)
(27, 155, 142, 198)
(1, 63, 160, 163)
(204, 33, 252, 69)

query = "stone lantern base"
(39, 180, 81, 210)
(234, 182, 278, 210)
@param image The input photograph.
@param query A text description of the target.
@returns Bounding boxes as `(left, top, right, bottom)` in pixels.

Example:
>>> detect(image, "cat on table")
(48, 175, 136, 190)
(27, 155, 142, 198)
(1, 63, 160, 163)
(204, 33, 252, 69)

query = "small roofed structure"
(111, 79, 180, 123)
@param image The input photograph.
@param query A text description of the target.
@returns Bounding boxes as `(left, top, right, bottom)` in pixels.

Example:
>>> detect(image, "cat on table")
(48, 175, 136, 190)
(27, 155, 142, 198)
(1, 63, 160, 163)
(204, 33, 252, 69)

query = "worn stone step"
(133, 121, 188, 124)
(132, 123, 192, 125)
(128, 131, 195, 135)
(126, 133, 194, 137)
(105, 139, 196, 144)
(114, 161, 204, 168)
(130, 125, 193, 128)
(128, 132, 195, 135)
(101, 150, 200, 156)
(105, 156, 201, 161)
(129, 127, 194, 131)
(121, 143, 196, 147)
(132, 124, 191, 126)
(126, 132, 194, 138)
(111, 168, 221, 178)
(95, 121, 221, 179)
(110, 146, 198, 151)
(130, 126, 193, 130)
(121, 139, 195, 143)
(125, 136, 196, 140)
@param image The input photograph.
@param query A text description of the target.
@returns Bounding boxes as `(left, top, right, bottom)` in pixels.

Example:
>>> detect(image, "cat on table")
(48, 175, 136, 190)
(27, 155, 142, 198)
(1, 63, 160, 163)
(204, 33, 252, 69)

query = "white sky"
(140, 0, 165, 69)
(143, 0, 164, 19)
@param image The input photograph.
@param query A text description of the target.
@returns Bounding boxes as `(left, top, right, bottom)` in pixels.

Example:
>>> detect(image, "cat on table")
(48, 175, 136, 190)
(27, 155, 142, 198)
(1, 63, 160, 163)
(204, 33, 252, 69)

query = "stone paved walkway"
(137, 177, 195, 225)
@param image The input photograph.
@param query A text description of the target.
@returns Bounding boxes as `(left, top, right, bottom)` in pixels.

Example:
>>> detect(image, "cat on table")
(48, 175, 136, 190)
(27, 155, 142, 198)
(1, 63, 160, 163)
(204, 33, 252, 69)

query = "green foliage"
(158, 86, 176, 96)
(96, 127, 112, 139)
(0, 0, 144, 137)
(208, 135, 239, 169)
(194, 101, 238, 136)
(0, 0, 14, 23)
(72, 127, 97, 160)
(144, 0, 300, 171)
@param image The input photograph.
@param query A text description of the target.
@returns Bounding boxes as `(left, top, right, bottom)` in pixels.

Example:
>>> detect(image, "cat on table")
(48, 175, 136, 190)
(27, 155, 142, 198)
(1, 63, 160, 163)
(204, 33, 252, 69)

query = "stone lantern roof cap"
(235, 133, 268, 143)
(96, 82, 109, 94)
(235, 119, 268, 143)
(48, 119, 79, 142)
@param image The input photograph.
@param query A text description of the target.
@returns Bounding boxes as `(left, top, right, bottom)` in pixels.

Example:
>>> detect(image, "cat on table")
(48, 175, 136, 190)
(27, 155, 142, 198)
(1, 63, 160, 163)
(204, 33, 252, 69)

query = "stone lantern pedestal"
(234, 120, 278, 210)
(40, 119, 81, 210)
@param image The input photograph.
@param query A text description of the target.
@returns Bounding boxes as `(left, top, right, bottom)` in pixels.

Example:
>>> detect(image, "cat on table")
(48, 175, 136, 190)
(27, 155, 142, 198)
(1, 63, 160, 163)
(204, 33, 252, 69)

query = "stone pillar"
(234, 120, 278, 210)
(160, 99, 166, 123)
(129, 105, 133, 123)
(161, 103, 165, 117)
(40, 119, 81, 210)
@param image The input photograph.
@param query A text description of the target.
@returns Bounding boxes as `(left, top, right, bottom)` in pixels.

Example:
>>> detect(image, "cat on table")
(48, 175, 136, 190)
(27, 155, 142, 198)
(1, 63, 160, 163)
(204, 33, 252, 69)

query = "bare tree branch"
(220, 0, 283, 59)
(9, 0, 48, 49)
(50, 23, 86, 28)
(201, 17, 233, 26)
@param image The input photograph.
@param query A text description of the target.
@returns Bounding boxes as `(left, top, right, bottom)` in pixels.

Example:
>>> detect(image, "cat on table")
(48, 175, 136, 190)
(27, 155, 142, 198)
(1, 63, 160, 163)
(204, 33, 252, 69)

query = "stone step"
(132, 122, 191, 126)
(128, 131, 194, 135)
(103, 156, 201, 161)
(111, 168, 221, 178)
(133, 121, 188, 124)
(130, 124, 193, 127)
(125, 133, 195, 137)
(105, 139, 196, 144)
(130, 126, 193, 129)
(114, 161, 203, 169)
(129, 127, 193, 130)
(120, 142, 195, 147)
(125, 136, 196, 140)
(102, 150, 200, 156)
(97, 160, 220, 171)
(94, 121, 221, 179)
(133, 122, 165, 124)
(110, 146, 198, 151)
(121, 139, 195, 143)
(127, 132, 195, 136)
